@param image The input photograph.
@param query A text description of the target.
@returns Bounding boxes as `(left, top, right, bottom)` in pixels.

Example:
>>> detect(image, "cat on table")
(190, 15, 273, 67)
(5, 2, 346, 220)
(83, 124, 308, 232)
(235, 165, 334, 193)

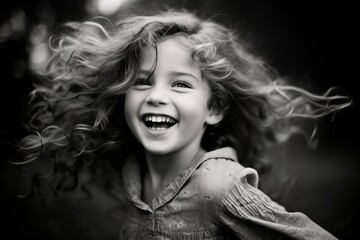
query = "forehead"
(138, 37, 202, 78)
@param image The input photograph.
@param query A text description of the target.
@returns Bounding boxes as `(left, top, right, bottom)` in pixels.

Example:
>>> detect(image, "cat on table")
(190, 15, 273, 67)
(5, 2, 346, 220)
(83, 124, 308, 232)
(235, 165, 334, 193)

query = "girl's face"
(124, 37, 222, 156)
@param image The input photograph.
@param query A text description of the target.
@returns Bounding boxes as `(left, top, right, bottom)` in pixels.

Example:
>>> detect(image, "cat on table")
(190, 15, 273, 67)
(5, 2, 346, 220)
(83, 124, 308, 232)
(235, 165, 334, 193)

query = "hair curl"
(15, 9, 351, 199)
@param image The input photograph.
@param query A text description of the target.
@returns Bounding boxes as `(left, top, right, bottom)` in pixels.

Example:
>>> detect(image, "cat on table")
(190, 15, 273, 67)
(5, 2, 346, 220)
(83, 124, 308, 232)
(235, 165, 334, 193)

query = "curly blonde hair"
(16, 9, 350, 198)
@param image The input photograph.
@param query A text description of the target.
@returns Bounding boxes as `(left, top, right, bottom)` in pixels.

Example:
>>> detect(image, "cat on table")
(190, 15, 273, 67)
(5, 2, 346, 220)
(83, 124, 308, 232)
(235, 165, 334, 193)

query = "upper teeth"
(144, 115, 176, 123)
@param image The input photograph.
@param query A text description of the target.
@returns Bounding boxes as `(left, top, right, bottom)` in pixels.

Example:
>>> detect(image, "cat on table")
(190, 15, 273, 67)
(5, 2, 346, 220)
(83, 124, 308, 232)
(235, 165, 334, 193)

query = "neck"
(144, 145, 205, 195)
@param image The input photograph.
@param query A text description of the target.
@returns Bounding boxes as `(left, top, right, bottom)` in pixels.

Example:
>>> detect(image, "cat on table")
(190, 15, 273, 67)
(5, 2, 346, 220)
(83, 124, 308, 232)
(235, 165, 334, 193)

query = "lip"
(139, 112, 178, 134)
(141, 120, 179, 135)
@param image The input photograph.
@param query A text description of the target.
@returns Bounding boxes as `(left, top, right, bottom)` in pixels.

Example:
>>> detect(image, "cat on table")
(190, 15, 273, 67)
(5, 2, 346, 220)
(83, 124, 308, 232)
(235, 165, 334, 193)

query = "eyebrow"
(138, 70, 200, 81)
(170, 71, 200, 82)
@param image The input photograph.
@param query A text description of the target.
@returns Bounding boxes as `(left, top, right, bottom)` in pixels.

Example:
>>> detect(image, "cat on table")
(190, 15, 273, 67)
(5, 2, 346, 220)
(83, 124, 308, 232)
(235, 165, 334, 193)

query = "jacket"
(119, 147, 337, 239)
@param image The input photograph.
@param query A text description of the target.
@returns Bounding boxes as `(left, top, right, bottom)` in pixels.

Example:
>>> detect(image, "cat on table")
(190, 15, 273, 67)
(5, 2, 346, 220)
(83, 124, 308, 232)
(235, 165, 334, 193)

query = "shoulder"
(191, 148, 259, 201)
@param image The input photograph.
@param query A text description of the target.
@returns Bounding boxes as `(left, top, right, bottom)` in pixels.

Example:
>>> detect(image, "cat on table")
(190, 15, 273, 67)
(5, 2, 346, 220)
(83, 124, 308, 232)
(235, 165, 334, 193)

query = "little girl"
(17, 9, 350, 239)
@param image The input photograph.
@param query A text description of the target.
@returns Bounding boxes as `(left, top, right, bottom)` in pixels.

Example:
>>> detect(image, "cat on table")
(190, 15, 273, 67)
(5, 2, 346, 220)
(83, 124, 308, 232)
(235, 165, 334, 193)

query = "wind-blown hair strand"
(15, 9, 351, 198)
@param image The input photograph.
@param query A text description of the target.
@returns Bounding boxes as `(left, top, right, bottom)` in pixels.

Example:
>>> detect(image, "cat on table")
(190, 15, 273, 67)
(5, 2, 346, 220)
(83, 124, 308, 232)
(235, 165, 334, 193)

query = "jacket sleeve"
(219, 168, 338, 240)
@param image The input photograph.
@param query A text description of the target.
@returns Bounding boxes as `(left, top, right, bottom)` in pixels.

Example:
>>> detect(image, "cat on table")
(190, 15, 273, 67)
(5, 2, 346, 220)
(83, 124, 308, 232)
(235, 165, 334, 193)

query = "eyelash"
(172, 81, 192, 88)
(132, 79, 192, 89)
(134, 78, 151, 86)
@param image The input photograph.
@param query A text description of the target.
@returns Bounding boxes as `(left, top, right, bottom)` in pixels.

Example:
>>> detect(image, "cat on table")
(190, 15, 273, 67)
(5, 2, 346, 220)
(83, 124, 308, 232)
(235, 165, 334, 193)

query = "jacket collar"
(122, 147, 237, 211)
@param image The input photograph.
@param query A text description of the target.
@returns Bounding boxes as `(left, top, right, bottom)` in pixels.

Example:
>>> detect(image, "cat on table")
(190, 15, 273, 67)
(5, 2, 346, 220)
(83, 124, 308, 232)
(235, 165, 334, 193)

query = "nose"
(145, 84, 169, 106)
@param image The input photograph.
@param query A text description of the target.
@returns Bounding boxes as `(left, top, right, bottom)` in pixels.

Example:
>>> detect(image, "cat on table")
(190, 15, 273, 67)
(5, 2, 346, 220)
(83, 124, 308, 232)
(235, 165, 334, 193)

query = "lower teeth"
(144, 121, 175, 129)
(148, 127, 167, 130)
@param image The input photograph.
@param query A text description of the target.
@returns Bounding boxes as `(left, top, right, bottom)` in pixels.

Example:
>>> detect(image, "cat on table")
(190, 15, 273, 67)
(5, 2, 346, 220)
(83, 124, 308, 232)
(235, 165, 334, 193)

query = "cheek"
(179, 94, 210, 120)
(124, 93, 138, 123)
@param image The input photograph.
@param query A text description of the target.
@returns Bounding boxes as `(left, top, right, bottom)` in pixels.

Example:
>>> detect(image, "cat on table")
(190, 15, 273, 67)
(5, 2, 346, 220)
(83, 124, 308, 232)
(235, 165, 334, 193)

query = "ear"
(205, 106, 224, 125)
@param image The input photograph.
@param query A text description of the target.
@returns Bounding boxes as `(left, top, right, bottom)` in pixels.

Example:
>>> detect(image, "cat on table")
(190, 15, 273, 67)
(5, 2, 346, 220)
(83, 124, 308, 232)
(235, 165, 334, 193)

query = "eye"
(134, 78, 152, 86)
(134, 78, 151, 85)
(172, 81, 192, 88)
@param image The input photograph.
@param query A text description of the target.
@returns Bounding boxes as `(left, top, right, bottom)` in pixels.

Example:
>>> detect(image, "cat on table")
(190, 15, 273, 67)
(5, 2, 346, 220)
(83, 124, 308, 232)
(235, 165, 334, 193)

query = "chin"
(143, 144, 174, 156)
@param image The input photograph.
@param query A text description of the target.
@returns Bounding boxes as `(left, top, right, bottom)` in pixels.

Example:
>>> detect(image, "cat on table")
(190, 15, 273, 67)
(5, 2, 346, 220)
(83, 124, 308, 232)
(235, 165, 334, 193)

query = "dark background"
(1, 0, 359, 239)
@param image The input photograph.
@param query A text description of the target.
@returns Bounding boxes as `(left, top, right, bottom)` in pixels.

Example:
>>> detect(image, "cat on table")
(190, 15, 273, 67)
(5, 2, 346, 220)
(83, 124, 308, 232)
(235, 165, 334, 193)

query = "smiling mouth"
(142, 114, 178, 130)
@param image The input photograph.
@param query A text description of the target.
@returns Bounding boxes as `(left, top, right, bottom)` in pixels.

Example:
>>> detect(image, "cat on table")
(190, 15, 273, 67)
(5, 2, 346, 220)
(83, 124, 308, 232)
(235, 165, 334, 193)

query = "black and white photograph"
(1, 0, 359, 239)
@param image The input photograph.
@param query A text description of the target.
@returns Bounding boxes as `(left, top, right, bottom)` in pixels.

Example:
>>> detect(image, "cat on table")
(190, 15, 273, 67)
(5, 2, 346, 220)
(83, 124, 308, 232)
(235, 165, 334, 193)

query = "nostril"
(145, 87, 170, 105)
